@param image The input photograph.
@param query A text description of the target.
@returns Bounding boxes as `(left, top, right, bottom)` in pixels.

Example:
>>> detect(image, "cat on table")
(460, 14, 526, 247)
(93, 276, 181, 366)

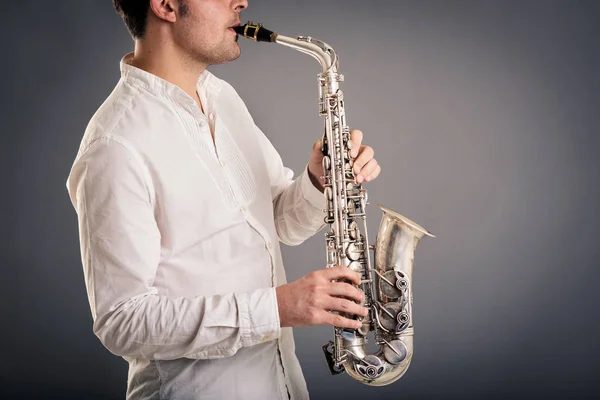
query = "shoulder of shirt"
(66, 80, 154, 200)
(73, 70, 250, 162)
(75, 77, 177, 160)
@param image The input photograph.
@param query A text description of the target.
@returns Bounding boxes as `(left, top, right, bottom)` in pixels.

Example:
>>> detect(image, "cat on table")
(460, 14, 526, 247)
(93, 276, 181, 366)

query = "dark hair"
(112, 0, 150, 39)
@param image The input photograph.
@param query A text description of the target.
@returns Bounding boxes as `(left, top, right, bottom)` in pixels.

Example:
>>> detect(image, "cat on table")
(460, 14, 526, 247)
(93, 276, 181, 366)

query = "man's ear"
(149, 0, 178, 23)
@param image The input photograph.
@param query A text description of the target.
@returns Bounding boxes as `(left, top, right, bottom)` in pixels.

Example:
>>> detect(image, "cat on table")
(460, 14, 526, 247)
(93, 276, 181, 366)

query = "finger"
(329, 282, 365, 303)
(322, 311, 363, 329)
(326, 297, 369, 317)
(353, 146, 374, 175)
(349, 130, 363, 158)
(364, 164, 382, 182)
(313, 138, 323, 152)
(310, 139, 324, 163)
(355, 158, 378, 183)
(325, 265, 362, 286)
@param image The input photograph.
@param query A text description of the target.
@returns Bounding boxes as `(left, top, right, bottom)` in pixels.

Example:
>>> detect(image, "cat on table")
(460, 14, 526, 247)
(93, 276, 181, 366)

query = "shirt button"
(240, 205, 247, 212)
(267, 242, 273, 249)
(220, 160, 226, 167)
(209, 113, 215, 120)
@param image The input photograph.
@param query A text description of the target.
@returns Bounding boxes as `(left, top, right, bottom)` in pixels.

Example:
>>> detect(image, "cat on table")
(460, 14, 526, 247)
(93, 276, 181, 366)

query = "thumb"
(313, 138, 323, 153)
(310, 138, 324, 162)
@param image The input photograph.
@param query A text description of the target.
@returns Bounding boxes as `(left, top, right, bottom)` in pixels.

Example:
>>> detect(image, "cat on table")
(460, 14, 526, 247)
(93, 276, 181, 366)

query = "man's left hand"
(308, 129, 381, 191)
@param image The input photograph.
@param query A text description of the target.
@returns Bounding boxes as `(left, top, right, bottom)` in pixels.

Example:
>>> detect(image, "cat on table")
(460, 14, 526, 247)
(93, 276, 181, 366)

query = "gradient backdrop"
(2, 1, 599, 399)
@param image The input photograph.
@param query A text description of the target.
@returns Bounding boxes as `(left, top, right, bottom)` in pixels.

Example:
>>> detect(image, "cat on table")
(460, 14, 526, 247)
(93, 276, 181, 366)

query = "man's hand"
(307, 129, 382, 191)
(276, 265, 369, 329)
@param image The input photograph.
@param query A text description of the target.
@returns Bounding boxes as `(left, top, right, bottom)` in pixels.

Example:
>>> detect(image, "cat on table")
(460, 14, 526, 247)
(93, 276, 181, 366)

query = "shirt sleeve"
(253, 126, 327, 246)
(66, 136, 280, 360)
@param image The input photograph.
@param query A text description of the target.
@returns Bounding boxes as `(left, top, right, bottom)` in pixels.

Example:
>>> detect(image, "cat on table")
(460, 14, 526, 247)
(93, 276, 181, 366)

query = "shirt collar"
(119, 52, 221, 104)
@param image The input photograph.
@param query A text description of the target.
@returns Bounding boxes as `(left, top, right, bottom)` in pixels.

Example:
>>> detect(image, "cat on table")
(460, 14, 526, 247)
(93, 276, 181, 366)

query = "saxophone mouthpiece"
(233, 22, 276, 42)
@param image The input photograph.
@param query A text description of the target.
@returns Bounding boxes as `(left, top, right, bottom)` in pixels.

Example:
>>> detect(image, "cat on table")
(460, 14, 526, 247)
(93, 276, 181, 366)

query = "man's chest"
(140, 113, 272, 240)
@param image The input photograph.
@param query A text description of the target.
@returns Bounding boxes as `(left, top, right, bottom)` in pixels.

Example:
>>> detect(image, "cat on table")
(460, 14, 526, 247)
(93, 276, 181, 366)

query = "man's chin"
(228, 50, 242, 63)
(228, 44, 242, 62)
(209, 48, 241, 66)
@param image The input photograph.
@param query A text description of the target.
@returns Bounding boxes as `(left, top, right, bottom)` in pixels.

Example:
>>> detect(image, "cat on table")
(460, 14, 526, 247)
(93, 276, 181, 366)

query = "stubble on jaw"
(178, 0, 190, 17)
(176, 0, 241, 66)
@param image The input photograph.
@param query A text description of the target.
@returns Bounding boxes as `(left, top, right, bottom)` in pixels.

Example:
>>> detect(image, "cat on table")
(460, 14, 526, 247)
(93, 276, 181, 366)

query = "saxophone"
(234, 23, 435, 386)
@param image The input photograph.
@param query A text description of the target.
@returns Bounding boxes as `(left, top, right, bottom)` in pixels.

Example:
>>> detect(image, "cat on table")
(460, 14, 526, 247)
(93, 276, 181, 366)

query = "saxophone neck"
(275, 35, 339, 74)
(234, 22, 339, 74)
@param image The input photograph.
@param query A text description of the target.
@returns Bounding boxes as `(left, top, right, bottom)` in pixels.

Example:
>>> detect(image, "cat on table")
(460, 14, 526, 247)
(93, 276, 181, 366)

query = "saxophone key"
(348, 221, 359, 239)
(378, 302, 402, 331)
(322, 155, 331, 172)
(347, 261, 362, 274)
(347, 200, 356, 216)
(379, 270, 402, 299)
(383, 340, 408, 365)
(324, 186, 333, 201)
(356, 355, 385, 380)
(346, 242, 362, 261)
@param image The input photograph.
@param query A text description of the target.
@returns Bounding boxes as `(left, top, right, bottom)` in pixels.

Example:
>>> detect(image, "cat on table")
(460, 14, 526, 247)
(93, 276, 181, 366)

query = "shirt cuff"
(301, 164, 326, 210)
(236, 287, 281, 347)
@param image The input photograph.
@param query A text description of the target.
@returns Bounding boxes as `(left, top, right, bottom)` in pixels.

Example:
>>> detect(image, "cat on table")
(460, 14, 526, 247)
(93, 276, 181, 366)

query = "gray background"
(1, 0, 599, 399)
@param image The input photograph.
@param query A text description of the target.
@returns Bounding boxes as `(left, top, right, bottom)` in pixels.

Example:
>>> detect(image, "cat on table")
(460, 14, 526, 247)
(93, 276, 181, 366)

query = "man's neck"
(129, 39, 207, 113)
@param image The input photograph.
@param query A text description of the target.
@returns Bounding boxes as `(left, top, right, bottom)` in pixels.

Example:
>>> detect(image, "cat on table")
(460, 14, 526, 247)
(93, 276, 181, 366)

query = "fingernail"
(356, 321, 362, 329)
(356, 174, 363, 182)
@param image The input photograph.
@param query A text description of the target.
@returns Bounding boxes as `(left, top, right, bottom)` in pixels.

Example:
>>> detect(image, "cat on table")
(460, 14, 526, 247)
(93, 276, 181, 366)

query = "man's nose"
(234, 0, 248, 12)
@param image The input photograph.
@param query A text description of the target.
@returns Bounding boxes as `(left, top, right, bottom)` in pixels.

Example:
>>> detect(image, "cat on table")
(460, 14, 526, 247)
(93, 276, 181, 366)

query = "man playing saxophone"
(66, 1, 380, 399)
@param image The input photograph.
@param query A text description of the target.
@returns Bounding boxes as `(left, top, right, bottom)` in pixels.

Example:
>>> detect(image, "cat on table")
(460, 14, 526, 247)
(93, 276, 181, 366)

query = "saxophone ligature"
(234, 22, 435, 386)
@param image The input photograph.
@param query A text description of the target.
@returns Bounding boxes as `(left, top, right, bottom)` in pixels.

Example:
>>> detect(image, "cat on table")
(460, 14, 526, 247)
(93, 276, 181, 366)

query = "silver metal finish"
(237, 23, 435, 386)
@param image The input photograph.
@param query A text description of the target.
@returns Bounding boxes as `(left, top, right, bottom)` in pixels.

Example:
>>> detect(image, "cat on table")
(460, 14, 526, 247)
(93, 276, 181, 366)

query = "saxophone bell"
(341, 205, 434, 385)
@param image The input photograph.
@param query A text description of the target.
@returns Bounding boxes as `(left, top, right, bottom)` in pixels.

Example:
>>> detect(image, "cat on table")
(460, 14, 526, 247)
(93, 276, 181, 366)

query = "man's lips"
(228, 22, 241, 34)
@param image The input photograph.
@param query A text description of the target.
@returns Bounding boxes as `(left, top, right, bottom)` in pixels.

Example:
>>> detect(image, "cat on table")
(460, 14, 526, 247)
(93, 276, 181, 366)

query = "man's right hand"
(276, 265, 369, 329)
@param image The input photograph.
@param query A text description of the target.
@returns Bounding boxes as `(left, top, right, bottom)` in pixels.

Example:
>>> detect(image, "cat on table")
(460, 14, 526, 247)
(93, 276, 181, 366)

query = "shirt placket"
(207, 111, 290, 400)
(189, 83, 292, 399)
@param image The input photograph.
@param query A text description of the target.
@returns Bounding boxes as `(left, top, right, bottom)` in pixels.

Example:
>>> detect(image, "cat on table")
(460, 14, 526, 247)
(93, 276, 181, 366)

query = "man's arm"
(253, 126, 381, 248)
(253, 126, 326, 246)
(67, 137, 280, 360)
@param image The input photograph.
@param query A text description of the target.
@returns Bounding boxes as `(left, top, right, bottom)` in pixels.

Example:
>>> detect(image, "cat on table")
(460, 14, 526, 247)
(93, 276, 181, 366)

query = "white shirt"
(66, 53, 326, 400)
